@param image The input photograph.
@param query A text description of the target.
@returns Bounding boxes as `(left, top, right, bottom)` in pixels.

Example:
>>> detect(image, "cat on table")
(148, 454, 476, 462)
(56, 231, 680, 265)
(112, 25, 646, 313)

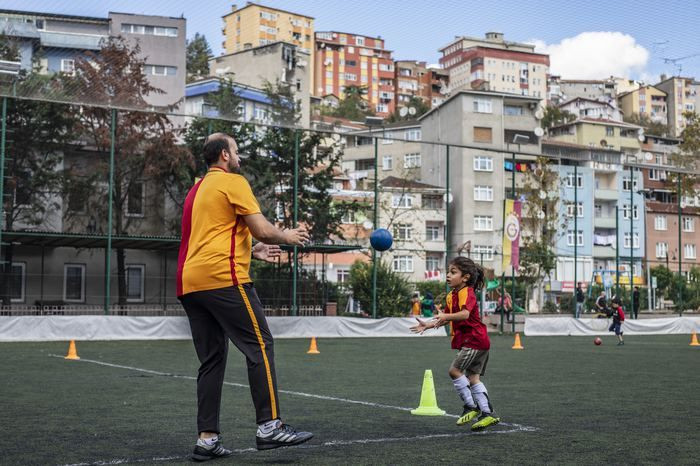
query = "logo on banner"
(505, 213, 520, 242)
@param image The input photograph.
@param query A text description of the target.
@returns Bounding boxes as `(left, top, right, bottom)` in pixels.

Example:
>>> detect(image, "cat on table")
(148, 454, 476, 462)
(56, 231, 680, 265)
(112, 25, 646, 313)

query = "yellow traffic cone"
(690, 331, 700, 347)
(411, 369, 445, 416)
(512, 332, 524, 350)
(64, 340, 80, 360)
(307, 337, 320, 354)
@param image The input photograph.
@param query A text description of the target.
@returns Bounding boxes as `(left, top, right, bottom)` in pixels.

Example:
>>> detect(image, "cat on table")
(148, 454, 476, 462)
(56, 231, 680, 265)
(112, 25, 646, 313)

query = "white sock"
(452, 375, 476, 408)
(470, 382, 493, 415)
(257, 419, 281, 437)
(197, 435, 218, 448)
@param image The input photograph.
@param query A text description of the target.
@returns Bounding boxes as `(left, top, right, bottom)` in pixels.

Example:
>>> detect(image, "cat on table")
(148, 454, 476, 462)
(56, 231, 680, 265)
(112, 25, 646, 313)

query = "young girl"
(410, 256, 500, 431)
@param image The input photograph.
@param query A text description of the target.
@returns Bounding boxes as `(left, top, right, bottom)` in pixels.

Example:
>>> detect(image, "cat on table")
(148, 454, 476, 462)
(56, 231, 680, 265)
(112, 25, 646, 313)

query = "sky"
(5, 0, 700, 82)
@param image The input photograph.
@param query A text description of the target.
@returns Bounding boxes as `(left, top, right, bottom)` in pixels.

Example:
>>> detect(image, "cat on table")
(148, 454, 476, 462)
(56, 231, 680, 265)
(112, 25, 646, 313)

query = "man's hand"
(252, 242, 281, 263)
(284, 226, 310, 246)
(410, 318, 431, 335)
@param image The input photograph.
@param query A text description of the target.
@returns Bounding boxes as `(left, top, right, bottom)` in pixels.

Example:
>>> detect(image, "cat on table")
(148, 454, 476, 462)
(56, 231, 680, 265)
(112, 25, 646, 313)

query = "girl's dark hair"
(449, 256, 485, 291)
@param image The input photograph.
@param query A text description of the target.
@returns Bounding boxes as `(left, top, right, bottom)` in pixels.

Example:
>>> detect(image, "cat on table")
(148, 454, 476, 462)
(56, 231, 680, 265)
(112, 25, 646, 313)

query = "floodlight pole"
(104, 108, 116, 315)
(372, 137, 378, 319)
(0, 97, 6, 298)
(678, 173, 683, 315)
(629, 165, 635, 314)
(574, 164, 578, 317)
(445, 145, 450, 292)
(292, 129, 299, 316)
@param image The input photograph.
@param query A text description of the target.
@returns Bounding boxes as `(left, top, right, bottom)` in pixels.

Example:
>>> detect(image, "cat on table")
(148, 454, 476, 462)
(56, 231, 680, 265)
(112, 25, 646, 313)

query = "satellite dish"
(637, 134, 645, 142)
(534, 127, 544, 137)
(399, 107, 408, 117)
(600, 139, 608, 147)
(538, 190, 547, 200)
(644, 152, 654, 161)
(680, 201, 687, 209)
(408, 107, 417, 115)
(535, 108, 545, 120)
(443, 192, 454, 204)
(362, 220, 373, 229)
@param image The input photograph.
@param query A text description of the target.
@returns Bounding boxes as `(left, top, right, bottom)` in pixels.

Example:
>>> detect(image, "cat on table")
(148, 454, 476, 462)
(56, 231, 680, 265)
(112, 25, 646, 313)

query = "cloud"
(532, 32, 649, 80)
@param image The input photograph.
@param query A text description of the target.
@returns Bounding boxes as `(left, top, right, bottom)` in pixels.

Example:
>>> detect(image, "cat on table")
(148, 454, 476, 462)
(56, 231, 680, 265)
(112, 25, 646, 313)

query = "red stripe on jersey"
(176, 179, 203, 297)
(229, 216, 242, 285)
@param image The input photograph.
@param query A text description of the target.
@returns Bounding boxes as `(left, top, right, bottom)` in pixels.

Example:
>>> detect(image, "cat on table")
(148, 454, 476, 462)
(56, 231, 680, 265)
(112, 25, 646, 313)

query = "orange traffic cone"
(512, 333, 524, 350)
(307, 337, 320, 354)
(64, 340, 80, 360)
(690, 331, 700, 347)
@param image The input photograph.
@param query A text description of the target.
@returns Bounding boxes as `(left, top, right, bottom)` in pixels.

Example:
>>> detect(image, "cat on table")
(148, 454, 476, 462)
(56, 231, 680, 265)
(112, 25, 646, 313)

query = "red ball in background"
(594, 337, 602, 346)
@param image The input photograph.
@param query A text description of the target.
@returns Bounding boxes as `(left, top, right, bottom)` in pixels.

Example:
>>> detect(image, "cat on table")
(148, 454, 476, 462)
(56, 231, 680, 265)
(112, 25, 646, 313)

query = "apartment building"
(0, 9, 186, 108)
(314, 31, 395, 117)
(558, 97, 623, 121)
(420, 90, 543, 276)
(439, 32, 549, 99)
(394, 60, 448, 109)
(655, 76, 700, 137)
(618, 85, 668, 125)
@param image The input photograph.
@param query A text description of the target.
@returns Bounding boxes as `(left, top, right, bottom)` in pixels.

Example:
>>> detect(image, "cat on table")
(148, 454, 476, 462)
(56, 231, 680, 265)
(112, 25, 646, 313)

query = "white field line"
(50, 353, 538, 464)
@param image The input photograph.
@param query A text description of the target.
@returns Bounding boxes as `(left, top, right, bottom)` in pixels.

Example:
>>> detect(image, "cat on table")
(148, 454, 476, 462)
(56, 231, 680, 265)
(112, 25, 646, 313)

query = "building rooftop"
(419, 89, 540, 121)
(223, 2, 314, 20)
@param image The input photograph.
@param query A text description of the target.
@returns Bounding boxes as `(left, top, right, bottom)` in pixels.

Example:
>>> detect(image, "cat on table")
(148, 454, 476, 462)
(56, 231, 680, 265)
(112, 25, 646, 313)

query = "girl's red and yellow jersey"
(445, 286, 490, 350)
(177, 168, 261, 297)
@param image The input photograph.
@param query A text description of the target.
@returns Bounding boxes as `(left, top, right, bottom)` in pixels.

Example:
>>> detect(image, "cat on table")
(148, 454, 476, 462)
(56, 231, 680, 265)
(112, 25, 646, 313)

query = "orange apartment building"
(314, 31, 395, 117)
(394, 60, 449, 109)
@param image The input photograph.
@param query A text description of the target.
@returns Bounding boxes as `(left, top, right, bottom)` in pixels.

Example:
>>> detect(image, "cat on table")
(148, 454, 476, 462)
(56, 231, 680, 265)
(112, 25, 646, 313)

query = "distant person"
(411, 257, 500, 431)
(632, 286, 640, 319)
(497, 290, 513, 322)
(177, 133, 313, 460)
(421, 292, 436, 317)
(609, 297, 626, 345)
(411, 292, 421, 316)
(575, 283, 585, 318)
(595, 291, 607, 318)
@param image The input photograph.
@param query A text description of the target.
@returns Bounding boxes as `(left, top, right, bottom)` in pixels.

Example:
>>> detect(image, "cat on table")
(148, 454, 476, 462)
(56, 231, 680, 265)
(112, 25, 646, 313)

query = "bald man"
(177, 133, 313, 460)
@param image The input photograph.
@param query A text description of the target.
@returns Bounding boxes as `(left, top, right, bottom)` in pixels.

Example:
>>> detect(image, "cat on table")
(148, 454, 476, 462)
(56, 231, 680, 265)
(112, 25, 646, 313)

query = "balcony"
(594, 216, 616, 228)
(593, 245, 616, 258)
(594, 189, 618, 200)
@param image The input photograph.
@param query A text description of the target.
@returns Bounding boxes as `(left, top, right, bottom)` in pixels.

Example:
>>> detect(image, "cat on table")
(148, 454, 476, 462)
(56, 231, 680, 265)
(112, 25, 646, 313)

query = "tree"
(348, 259, 411, 316)
(0, 32, 19, 61)
(0, 85, 77, 305)
(668, 111, 700, 197)
(542, 105, 576, 129)
(385, 96, 430, 123)
(321, 85, 375, 121)
(186, 33, 212, 83)
(67, 37, 193, 306)
(623, 112, 670, 137)
(517, 157, 563, 310)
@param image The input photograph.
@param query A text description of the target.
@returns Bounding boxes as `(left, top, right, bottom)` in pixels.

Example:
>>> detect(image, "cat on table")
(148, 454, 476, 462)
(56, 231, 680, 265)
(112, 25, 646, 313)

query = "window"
(566, 202, 584, 217)
(684, 244, 697, 260)
(504, 105, 523, 116)
(473, 156, 493, 172)
(426, 255, 440, 271)
(474, 185, 493, 202)
(567, 230, 584, 247)
(35, 19, 45, 30)
(606, 127, 615, 136)
(473, 127, 492, 143)
(9, 262, 25, 303)
(683, 217, 695, 232)
(127, 181, 145, 217)
(472, 245, 494, 261)
(126, 265, 145, 302)
(422, 195, 443, 209)
(63, 264, 86, 303)
(565, 173, 583, 188)
(622, 176, 638, 191)
(622, 204, 639, 220)
(344, 73, 357, 81)
(148, 65, 177, 76)
(405, 129, 421, 141)
(473, 98, 492, 113)
(393, 255, 414, 273)
(355, 36, 365, 46)
(121, 23, 177, 37)
(392, 194, 413, 208)
(655, 215, 667, 231)
(254, 106, 269, 122)
(336, 269, 350, 283)
(382, 155, 393, 171)
(341, 210, 356, 224)
(260, 11, 277, 20)
(425, 223, 442, 241)
(393, 224, 412, 241)
(474, 215, 493, 231)
(403, 153, 421, 168)
(61, 59, 75, 74)
(656, 242, 668, 258)
(624, 233, 640, 249)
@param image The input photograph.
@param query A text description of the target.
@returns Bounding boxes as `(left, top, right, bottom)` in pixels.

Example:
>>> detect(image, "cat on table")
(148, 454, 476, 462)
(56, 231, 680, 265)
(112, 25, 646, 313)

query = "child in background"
(410, 257, 500, 431)
(609, 297, 625, 346)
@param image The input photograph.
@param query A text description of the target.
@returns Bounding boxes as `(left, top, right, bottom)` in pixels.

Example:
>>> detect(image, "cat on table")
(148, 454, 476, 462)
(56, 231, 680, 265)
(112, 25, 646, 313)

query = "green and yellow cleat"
(471, 414, 500, 431)
(456, 406, 480, 426)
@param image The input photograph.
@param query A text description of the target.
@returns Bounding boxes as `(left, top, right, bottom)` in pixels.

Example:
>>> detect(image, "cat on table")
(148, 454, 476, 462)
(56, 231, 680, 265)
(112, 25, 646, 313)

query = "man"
(177, 133, 313, 460)
(575, 283, 585, 318)
(632, 286, 640, 319)
(594, 291, 607, 318)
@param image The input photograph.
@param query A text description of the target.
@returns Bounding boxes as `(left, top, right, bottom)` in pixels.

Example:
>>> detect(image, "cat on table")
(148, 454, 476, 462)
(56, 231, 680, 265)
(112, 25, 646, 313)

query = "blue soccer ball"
(370, 228, 393, 251)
